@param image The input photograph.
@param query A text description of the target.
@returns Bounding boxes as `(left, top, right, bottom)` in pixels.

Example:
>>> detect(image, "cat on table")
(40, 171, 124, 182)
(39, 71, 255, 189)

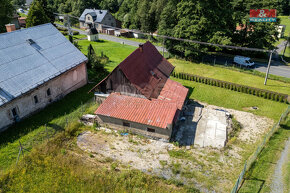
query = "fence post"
(213, 57, 216, 65)
(16, 141, 24, 165)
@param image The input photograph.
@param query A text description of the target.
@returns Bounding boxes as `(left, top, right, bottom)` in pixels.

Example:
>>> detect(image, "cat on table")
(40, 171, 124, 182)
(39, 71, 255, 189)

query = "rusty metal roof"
(155, 79, 188, 110)
(95, 93, 178, 129)
(90, 41, 175, 98)
(118, 41, 174, 99)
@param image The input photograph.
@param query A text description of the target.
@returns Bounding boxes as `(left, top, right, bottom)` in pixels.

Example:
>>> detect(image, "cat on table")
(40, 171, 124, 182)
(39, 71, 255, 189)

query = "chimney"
(139, 44, 143, 52)
(5, 24, 16, 32)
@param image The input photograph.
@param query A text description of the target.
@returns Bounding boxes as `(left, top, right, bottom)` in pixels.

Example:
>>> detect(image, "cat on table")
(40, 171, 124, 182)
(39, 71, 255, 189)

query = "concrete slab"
(193, 109, 228, 148)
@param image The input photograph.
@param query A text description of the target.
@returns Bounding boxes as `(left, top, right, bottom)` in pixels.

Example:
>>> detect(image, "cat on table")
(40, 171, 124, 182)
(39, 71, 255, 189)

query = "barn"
(91, 42, 188, 139)
(0, 23, 88, 131)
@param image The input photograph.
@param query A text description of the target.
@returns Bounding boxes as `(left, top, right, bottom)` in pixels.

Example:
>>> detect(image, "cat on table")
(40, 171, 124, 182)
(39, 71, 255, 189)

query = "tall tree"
(0, 0, 14, 33)
(38, 0, 55, 23)
(26, 0, 50, 27)
(231, 0, 280, 50)
(159, 0, 235, 60)
(12, 0, 26, 7)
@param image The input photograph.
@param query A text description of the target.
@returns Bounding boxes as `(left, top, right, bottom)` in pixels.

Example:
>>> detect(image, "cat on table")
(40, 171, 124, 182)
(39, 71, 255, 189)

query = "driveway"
(54, 23, 166, 52)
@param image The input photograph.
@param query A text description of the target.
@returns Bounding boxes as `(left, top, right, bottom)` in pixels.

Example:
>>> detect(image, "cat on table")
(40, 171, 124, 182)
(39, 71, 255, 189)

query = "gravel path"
(270, 137, 290, 193)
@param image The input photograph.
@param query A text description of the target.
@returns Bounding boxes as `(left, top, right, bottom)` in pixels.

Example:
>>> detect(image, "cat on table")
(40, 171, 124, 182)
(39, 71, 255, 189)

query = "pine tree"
(26, 0, 50, 27)
(0, 0, 14, 33)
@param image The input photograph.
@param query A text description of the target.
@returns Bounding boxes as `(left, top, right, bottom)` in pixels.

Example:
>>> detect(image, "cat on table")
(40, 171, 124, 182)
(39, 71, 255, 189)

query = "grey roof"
(0, 23, 87, 107)
(79, 9, 108, 23)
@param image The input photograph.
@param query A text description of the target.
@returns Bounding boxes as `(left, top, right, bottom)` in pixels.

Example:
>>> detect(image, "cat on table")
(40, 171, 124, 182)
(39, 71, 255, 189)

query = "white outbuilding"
(86, 28, 99, 41)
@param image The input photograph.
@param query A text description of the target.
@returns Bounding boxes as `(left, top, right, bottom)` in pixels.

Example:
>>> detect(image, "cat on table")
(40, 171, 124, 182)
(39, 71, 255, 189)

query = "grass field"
(239, 112, 290, 193)
(0, 84, 97, 173)
(75, 39, 290, 95)
(170, 59, 290, 95)
(172, 77, 288, 121)
(278, 16, 290, 38)
(77, 39, 136, 72)
(0, 124, 194, 193)
(1, 38, 289, 192)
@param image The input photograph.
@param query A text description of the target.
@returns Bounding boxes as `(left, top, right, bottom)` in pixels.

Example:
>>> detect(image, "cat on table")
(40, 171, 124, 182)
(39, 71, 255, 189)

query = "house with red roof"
(90, 41, 188, 139)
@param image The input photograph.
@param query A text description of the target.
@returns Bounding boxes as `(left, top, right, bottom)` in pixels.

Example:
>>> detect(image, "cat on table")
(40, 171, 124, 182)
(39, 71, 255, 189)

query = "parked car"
(18, 8, 24, 13)
(233, 56, 255, 68)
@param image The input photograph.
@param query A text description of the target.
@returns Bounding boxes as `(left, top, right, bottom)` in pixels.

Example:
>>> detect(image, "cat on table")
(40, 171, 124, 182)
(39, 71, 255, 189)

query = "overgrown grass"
(170, 59, 290, 95)
(0, 123, 196, 193)
(239, 112, 290, 193)
(172, 77, 288, 121)
(0, 84, 95, 173)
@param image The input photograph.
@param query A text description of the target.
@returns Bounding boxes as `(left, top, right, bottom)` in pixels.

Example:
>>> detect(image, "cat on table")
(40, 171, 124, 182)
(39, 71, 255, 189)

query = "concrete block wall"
(96, 114, 172, 140)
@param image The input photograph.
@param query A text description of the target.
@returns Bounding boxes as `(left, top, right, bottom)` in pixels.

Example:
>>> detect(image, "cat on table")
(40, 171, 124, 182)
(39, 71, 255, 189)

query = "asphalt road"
(55, 23, 290, 78)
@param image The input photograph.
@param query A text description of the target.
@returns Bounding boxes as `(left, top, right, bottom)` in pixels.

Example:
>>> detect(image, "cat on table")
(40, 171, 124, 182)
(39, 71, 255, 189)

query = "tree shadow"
(0, 84, 94, 147)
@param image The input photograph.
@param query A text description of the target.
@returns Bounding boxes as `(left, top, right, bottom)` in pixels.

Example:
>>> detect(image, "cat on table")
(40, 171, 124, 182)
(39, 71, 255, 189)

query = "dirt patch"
(77, 102, 274, 192)
(205, 104, 273, 143)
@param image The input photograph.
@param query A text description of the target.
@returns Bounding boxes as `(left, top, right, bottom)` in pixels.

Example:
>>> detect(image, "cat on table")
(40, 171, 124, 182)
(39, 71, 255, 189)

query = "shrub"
(275, 94, 279, 101)
(61, 31, 68, 36)
(73, 31, 80, 35)
(279, 95, 283, 102)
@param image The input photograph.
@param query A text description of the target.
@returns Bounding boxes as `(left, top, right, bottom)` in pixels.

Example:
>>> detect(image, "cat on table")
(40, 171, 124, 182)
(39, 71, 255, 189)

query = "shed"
(86, 28, 99, 41)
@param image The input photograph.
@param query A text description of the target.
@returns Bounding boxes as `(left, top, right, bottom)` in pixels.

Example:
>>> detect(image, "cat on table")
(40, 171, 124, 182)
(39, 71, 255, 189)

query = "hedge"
(172, 71, 289, 103)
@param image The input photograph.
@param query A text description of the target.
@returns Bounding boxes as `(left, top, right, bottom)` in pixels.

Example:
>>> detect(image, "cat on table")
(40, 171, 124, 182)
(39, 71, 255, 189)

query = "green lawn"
(239, 112, 290, 193)
(75, 39, 290, 95)
(77, 39, 136, 71)
(172, 77, 288, 121)
(278, 16, 290, 37)
(170, 59, 290, 95)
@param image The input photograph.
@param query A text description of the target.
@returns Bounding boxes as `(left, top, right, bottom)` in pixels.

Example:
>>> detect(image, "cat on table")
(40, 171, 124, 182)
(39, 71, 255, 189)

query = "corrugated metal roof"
(95, 93, 178, 129)
(118, 41, 174, 99)
(155, 79, 188, 110)
(0, 23, 87, 107)
(89, 41, 175, 98)
(79, 9, 108, 23)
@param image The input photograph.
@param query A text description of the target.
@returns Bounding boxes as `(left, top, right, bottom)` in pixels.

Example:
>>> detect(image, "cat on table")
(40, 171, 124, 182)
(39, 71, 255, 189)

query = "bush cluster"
(172, 71, 288, 103)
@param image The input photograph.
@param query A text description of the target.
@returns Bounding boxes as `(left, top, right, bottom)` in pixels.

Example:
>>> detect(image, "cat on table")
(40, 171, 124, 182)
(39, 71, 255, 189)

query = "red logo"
(250, 9, 276, 18)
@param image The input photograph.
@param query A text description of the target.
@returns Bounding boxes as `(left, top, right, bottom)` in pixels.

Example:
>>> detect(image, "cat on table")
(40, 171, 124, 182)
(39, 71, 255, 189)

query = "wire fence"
(13, 98, 95, 167)
(231, 105, 290, 193)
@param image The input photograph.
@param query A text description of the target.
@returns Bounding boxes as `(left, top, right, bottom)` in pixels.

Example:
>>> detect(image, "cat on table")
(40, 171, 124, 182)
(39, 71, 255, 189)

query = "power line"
(53, 12, 273, 53)
(53, 12, 275, 85)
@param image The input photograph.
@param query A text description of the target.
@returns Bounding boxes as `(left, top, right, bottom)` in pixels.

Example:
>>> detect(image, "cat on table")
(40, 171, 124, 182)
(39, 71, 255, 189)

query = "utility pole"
(282, 33, 289, 57)
(162, 37, 165, 57)
(264, 50, 274, 85)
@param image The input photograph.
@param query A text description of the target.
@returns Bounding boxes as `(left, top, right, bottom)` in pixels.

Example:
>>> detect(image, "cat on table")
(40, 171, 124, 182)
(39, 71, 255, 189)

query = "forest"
(7, 0, 290, 59)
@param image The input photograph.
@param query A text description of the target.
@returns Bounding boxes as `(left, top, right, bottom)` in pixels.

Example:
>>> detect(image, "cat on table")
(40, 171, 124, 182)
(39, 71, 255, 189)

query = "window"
(108, 17, 111, 21)
(110, 79, 113, 90)
(47, 88, 51, 96)
(123, 122, 130, 127)
(147, 128, 155, 133)
(34, 95, 39, 104)
(11, 108, 18, 117)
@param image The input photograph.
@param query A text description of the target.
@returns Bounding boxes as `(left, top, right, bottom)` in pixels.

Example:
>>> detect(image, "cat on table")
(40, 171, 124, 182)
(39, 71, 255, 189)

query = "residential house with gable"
(90, 42, 188, 139)
(0, 23, 88, 131)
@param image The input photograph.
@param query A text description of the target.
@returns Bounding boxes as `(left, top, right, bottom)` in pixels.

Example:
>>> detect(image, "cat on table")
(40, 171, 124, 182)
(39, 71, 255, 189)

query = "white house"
(0, 23, 88, 131)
